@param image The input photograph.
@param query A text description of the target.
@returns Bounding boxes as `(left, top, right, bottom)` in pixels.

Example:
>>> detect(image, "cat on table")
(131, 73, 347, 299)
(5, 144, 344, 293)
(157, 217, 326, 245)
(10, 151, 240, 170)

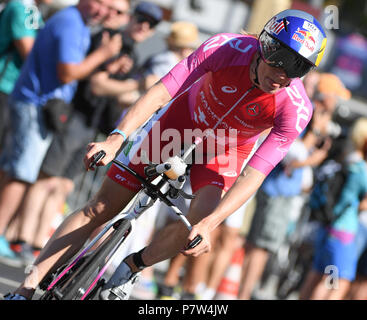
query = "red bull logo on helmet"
(292, 27, 316, 52)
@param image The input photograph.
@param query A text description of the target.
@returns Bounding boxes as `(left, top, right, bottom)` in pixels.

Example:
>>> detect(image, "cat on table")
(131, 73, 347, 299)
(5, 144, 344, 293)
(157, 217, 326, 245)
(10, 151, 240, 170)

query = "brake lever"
(89, 150, 106, 169)
(186, 235, 202, 250)
(178, 189, 195, 200)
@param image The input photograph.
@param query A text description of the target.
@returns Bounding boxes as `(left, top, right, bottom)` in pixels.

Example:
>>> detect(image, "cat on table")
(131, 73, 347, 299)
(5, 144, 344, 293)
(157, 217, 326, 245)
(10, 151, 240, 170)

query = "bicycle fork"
(46, 184, 200, 299)
(45, 190, 154, 295)
(125, 186, 202, 249)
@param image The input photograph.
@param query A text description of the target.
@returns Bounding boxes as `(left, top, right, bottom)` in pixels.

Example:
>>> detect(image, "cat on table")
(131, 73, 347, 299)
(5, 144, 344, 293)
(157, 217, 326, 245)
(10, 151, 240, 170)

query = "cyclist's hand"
(181, 223, 211, 257)
(84, 134, 124, 170)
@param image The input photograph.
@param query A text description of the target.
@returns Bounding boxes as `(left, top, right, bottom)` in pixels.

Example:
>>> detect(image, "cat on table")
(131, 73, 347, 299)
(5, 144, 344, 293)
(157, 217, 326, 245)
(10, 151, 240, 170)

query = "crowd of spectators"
(0, 0, 366, 301)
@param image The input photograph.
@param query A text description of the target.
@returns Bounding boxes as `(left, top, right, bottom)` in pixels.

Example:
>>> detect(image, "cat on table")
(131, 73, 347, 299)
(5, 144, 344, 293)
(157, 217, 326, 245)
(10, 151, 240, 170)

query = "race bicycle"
(37, 138, 203, 300)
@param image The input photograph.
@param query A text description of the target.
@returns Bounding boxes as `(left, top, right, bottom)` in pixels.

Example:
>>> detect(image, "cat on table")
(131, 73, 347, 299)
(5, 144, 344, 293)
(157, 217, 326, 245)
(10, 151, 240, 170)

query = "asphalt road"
(0, 251, 297, 301)
(0, 258, 168, 300)
(0, 261, 28, 299)
(0, 261, 46, 299)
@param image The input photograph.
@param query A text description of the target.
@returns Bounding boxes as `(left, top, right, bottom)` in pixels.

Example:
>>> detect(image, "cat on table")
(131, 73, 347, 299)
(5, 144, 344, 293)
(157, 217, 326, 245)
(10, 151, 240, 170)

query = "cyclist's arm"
(183, 165, 265, 256)
(115, 80, 171, 136)
(203, 165, 265, 230)
(84, 80, 171, 168)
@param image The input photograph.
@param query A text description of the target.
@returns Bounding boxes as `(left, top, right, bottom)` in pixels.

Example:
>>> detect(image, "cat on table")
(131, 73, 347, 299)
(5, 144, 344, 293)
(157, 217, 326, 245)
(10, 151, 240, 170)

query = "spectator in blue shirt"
(0, 0, 123, 261)
(0, 0, 50, 150)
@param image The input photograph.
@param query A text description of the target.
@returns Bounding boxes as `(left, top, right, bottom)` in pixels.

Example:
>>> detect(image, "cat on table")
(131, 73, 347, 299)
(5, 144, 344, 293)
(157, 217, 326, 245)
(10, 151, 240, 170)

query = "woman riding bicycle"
(6, 9, 327, 300)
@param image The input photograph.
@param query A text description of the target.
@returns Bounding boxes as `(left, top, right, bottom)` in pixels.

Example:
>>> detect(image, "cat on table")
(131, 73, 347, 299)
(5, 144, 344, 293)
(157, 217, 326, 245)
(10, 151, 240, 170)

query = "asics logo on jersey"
(221, 86, 237, 93)
(221, 171, 238, 177)
(246, 103, 261, 117)
(209, 84, 225, 107)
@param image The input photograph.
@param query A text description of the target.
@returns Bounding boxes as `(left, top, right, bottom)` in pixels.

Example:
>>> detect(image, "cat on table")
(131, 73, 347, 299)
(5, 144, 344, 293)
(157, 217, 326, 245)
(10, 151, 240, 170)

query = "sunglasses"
(93, 0, 128, 15)
(134, 13, 159, 29)
(115, 9, 128, 15)
(259, 31, 314, 79)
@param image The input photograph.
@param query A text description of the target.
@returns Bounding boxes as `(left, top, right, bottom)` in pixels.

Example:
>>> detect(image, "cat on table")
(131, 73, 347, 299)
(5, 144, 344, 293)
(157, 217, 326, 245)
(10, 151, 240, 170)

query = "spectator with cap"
(141, 21, 200, 90)
(95, 20, 201, 116)
(0, 0, 123, 263)
(88, 0, 163, 133)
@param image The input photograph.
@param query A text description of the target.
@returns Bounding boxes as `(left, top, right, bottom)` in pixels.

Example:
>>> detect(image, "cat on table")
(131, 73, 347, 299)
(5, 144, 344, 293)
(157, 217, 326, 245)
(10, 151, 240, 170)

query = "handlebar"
(186, 235, 203, 250)
(89, 150, 106, 169)
(144, 163, 171, 178)
(88, 149, 202, 250)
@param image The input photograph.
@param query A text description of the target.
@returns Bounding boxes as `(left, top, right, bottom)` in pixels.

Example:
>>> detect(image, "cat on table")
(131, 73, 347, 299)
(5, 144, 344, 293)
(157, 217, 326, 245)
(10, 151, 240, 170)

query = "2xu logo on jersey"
(286, 84, 310, 133)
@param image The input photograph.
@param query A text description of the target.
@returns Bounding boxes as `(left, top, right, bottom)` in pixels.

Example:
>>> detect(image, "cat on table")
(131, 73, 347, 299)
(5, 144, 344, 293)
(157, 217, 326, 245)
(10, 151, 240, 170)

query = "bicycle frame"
(41, 103, 243, 299)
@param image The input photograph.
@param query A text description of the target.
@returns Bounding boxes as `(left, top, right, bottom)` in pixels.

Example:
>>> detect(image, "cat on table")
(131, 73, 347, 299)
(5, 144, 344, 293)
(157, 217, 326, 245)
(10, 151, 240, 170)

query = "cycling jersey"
(161, 33, 313, 176)
(108, 33, 313, 193)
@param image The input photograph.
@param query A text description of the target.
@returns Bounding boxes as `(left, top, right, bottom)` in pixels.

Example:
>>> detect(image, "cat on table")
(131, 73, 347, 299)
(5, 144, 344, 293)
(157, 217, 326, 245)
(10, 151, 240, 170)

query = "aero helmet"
(259, 9, 327, 78)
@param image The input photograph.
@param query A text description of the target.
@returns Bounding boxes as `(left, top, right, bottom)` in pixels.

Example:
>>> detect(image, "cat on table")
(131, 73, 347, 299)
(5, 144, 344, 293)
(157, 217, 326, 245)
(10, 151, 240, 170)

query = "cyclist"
(6, 9, 327, 300)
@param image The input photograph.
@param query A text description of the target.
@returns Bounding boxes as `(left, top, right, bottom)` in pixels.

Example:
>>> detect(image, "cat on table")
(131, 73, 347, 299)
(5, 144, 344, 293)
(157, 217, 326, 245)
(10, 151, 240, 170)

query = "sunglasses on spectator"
(114, 9, 128, 15)
(93, 0, 129, 16)
(134, 13, 159, 29)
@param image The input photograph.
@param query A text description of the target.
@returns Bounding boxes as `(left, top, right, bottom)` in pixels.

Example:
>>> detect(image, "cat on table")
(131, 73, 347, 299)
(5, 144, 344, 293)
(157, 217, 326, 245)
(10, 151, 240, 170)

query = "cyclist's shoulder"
(198, 32, 257, 69)
(275, 78, 312, 108)
(202, 32, 258, 53)
(208, 32, 258, 41)
(272, 78, 313, 134)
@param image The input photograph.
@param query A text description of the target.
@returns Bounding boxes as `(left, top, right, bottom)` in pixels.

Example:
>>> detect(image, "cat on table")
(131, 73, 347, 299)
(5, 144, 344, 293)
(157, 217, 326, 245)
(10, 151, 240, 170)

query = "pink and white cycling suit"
(107, 33, 313, 193)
